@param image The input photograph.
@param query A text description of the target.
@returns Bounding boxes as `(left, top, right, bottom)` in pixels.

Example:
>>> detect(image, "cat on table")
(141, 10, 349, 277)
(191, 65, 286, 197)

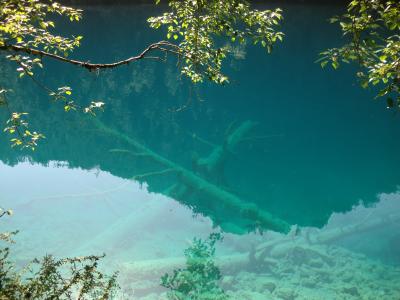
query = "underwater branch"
(94, 119, 291, 233)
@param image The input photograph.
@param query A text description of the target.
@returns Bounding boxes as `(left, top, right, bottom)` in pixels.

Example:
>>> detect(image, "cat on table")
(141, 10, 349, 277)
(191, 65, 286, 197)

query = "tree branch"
(131, 168, 177, 180)
(0, 41, 180, 71)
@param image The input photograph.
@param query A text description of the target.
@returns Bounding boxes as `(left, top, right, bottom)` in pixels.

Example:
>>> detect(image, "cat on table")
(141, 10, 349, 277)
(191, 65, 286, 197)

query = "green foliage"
(161, 233, 228, 300)
(3, 111, 44, 150)
(0, 209, 119, 300)
(149, 0, 283, 84)
(0, 89, 44, 150)
(0, 1, 110, 149)
(0, 0, 82, 53)
(0, 0, 82, 84)
(0, 0, 83, 149)
(319, 0, 400, 108)
(1, 0, 283, 149)
(1, 89, 45, 151)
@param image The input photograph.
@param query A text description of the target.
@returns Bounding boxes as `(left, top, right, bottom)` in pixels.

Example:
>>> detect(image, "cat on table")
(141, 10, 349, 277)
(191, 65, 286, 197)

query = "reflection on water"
(1, 2, 400, 299)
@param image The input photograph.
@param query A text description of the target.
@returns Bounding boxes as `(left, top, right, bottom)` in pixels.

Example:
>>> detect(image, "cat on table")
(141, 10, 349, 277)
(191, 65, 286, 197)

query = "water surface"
(0, 3, 399, 299)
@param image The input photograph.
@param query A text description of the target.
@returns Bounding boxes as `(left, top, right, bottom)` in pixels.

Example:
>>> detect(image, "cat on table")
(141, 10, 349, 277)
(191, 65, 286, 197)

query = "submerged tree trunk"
(193, 120, 257, 184)
(92, 119, 291, 234)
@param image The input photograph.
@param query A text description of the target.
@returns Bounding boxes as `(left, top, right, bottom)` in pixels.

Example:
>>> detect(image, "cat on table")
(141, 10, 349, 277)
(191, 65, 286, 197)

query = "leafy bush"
(0, 208, 118, 300)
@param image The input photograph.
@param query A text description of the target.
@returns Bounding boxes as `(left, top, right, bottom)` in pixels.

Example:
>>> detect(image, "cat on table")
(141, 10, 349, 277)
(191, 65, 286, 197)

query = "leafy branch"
(0, 0, 182, 149)
(0, 40, 180, 72)
(319, 0, 400, 109)
(1, 0, 284, 150)
(0, 89, 44, 150)
(149, 0, 284, 84)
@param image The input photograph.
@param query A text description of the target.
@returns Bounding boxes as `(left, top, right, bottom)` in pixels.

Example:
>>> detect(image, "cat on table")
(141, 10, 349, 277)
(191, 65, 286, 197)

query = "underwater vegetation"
(119, 232, 400, 300)
(161, 233, 227, 300)
(114, 193, 400, 299)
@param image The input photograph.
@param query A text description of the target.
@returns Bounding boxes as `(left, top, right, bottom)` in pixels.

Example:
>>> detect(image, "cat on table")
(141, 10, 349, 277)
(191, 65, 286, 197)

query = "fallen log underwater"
(116, 211, 400, 282)
(79, 119, 400, 297)
(92, 118, 291, 234)
(88, 119, 400, 257)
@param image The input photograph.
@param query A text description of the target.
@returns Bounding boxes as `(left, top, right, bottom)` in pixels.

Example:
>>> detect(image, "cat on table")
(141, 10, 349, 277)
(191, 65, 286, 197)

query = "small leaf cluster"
(1, 89, 44, 151)
(7, 54, 43, 78)
(161, 233, 228, 300)
(319, 0, 400, 108)
(48, 87, 105, 115)
(84, 101, 105, 116)
(149, 0, 283, 84)
(49, 86, 78, 112)
(0, 207, 16, 244)
(3, 111, 45, 150)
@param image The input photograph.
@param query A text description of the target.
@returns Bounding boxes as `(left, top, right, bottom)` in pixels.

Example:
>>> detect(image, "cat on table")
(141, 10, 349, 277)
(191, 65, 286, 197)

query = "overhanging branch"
(0, 41, 181, 71)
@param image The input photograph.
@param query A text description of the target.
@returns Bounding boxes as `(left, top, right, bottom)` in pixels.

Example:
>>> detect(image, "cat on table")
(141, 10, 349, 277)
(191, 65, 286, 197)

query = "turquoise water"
(1, 3, 400, 299)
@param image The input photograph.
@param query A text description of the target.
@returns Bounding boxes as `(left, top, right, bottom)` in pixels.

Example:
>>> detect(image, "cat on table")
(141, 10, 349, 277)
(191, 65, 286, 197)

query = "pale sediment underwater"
(0, 2, 400, 300)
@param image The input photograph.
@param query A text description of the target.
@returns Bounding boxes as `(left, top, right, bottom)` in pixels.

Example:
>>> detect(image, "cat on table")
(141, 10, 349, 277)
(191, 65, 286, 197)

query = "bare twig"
(240, 134, 285, 143)
(109, 149, 152, 157)
(131, 168, 177, 180)
(188, 132, 218, 148)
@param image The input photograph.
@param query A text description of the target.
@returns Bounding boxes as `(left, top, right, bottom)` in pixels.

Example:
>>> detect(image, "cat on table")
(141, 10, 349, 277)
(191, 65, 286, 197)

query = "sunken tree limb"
(94, 119, 291, 234)
(193, 120, 257, 184)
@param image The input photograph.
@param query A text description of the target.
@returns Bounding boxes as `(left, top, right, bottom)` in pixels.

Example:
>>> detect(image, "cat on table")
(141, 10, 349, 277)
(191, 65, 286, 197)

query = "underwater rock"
(139, 293, 163, 300)
(221, 275, 235, 288)
(275, 288, 298, 300)
(262, 281, 277, 293)
(339, 271, 354, 283)
(301, 278, 317, 288)
(232, 290, 273, 300)
(308, 258, 324, 269)
(342, 286, 360, 297)
(115, 229, 400, 300)
(313, 268, 332, 283)
(388, 233, 400, 264)
(281, 266, 295, 274)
